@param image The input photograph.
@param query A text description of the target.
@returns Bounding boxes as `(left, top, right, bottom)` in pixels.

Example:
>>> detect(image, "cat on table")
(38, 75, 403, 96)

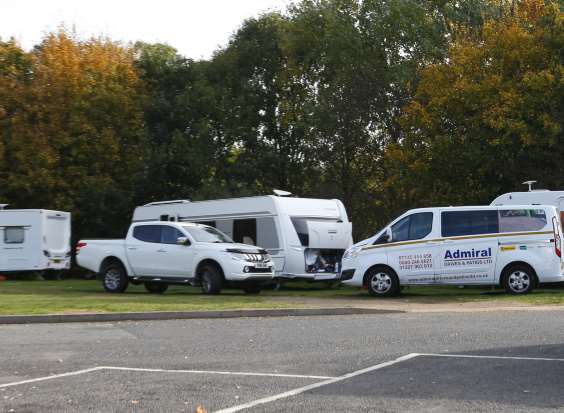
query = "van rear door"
(307, 221, 352, 249)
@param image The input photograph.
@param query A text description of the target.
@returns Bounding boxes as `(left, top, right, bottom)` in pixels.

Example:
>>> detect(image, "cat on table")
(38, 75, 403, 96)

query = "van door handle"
(157, 249, 167, 253)
(426, 241, 441, 245)
(443, 239, 455, 244)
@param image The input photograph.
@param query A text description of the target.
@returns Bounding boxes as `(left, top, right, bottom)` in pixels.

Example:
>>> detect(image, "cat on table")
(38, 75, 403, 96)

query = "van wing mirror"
(177, 236, 190, 246)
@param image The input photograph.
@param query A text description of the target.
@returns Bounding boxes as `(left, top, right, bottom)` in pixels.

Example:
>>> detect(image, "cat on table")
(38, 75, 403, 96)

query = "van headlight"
(343, 246, 362, 260)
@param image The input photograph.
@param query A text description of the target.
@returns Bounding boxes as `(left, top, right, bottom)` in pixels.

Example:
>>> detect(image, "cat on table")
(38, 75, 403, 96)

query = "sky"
(0, 0, 292, 60)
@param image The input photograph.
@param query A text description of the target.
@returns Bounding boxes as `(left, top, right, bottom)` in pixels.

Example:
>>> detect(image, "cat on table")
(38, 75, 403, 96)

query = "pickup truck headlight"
(343, 246, 362, 260)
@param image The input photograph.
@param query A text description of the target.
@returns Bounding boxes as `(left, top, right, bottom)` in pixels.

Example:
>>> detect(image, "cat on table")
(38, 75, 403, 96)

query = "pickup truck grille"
(244, 253, 268, 262)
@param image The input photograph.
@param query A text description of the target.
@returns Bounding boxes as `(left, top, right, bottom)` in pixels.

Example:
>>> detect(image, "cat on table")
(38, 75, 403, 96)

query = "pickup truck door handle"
(157, 249, 167, 253)
(127, 247, 138, 251)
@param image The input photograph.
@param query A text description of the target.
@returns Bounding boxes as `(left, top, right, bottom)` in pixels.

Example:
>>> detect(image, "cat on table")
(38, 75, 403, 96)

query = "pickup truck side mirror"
(177, 236, 190, 246)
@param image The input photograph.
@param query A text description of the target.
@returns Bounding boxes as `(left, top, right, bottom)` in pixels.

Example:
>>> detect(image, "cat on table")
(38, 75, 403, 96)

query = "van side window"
(391, 212, 433, 242)
(233, 219, 257, 245)
(441, 210, 499, 237)
(133, 225, 161, 243)
(499, 209, 547, 232)
(4, 227, 25, 244)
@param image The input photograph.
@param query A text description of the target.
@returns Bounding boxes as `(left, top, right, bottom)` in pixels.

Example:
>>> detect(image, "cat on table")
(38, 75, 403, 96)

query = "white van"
(340, 205, 564, 296)
(0, 208, 71, 273)
(132, 194, 353, 282)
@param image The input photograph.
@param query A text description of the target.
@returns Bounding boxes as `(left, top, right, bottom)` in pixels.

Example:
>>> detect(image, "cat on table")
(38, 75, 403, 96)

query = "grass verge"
(0, 279, 563, 315)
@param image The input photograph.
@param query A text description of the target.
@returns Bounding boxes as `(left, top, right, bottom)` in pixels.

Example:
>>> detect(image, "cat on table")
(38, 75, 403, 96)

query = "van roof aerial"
(273, 189, 292, 197)
(522, 180, 537, 192)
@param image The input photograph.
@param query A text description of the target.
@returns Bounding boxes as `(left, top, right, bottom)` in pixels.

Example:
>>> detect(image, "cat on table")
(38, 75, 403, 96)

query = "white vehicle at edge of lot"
(0, 207, 71, 273)
(340, 205, 564, 296)
(492, 188, 564, 225)
(132, 193, 353, 282)
(76, 221, 274, 295)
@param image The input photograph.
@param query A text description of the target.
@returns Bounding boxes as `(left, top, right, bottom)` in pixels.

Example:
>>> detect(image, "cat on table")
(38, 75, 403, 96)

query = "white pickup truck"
(76, 221, 274, 295)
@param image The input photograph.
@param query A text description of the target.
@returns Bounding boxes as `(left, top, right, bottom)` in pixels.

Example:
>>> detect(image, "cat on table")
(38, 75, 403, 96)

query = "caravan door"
(1, 225, 34, 271)
(306, 221, 353, 249)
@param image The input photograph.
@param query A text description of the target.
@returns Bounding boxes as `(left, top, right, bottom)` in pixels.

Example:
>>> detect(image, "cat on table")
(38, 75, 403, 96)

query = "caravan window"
(4, 227, 25, 244)
(499, 209, 547, 232)
(233, 219, 257, 245)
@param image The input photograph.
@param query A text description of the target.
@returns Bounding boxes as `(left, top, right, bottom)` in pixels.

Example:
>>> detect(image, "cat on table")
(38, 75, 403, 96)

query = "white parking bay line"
(0, 367, 104, 389)
(101, 366, 335, 380)
(214, 353, 421, 413)
(418, 353, 564, 362)
(0, 366, 334, 390)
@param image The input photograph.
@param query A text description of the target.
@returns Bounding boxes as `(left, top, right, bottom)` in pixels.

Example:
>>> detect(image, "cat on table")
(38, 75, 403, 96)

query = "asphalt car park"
(1, 311, 564, 412)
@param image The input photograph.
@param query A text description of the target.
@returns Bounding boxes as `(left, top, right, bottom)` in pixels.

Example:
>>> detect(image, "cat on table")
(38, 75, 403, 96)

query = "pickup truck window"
(182, 225, 233, 243)
(161, 226, 184, 244)
(133, 225, 161, 243)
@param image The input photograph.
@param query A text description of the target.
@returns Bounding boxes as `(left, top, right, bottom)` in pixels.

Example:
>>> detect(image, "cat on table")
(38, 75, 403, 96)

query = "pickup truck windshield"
(182, 225, 233, 243)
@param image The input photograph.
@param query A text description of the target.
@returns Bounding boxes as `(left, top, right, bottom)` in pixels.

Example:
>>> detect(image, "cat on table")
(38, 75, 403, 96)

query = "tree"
(392, 0, 563, 211)
(0, 31, 147, 238)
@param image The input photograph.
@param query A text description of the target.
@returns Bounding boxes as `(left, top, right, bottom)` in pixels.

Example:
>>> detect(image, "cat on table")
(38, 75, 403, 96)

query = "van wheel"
(101, 263, 128, 293)
(366, 267, 400, 297)
(503, 265, 535, 294)
(242, 282, 262, 294)
(200, 265, 223, 295)
(144, 282, 168, 294)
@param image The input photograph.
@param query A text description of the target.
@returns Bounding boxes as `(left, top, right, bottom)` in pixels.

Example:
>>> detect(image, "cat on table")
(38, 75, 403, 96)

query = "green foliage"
(0, 31, 147, 239)
(1, 0, 562, 243)
(393, 0, 563, 213)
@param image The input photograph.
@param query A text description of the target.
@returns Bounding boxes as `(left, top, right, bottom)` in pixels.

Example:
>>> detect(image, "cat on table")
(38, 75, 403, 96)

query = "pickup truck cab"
(341, 205, 564, 296)
(76, 222, 274, 295)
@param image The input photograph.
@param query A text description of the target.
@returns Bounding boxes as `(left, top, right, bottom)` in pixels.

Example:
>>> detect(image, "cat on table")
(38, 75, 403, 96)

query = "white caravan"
(0, 207, 71, 273)
(492, 188, 564, 226)
(132, 194, 353, 281)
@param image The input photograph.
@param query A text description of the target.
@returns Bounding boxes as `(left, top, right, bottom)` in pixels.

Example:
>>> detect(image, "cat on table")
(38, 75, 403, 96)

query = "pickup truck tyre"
(242, 282, 262, 295)
(101, 263, 128, 293)
(144, 282, 168, 294)
(200, 265, 223, 295)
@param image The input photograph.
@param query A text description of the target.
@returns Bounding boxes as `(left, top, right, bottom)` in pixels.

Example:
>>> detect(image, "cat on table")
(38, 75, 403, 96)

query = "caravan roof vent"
(144, 200, 191, 207)
(273, 189, 292, 197)
(0, 204, 8, 210)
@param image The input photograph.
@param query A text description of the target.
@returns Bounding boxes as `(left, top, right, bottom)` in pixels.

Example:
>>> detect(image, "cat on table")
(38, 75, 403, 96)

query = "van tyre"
(200, 265, 223, 295)
(366, 267, 400, 297)
(144, 282, 168, 294)
(242, 282, 262, 295)
(101, 263, 128, 293)
(503, 264, 536, 295)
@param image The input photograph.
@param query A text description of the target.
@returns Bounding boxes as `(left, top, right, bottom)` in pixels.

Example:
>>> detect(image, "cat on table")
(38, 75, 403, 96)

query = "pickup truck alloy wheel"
(200, 265, 222, 295)
(504, 266, 534, 294)
(366, 268, 399, 297)
(102, 264, 128, 293)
